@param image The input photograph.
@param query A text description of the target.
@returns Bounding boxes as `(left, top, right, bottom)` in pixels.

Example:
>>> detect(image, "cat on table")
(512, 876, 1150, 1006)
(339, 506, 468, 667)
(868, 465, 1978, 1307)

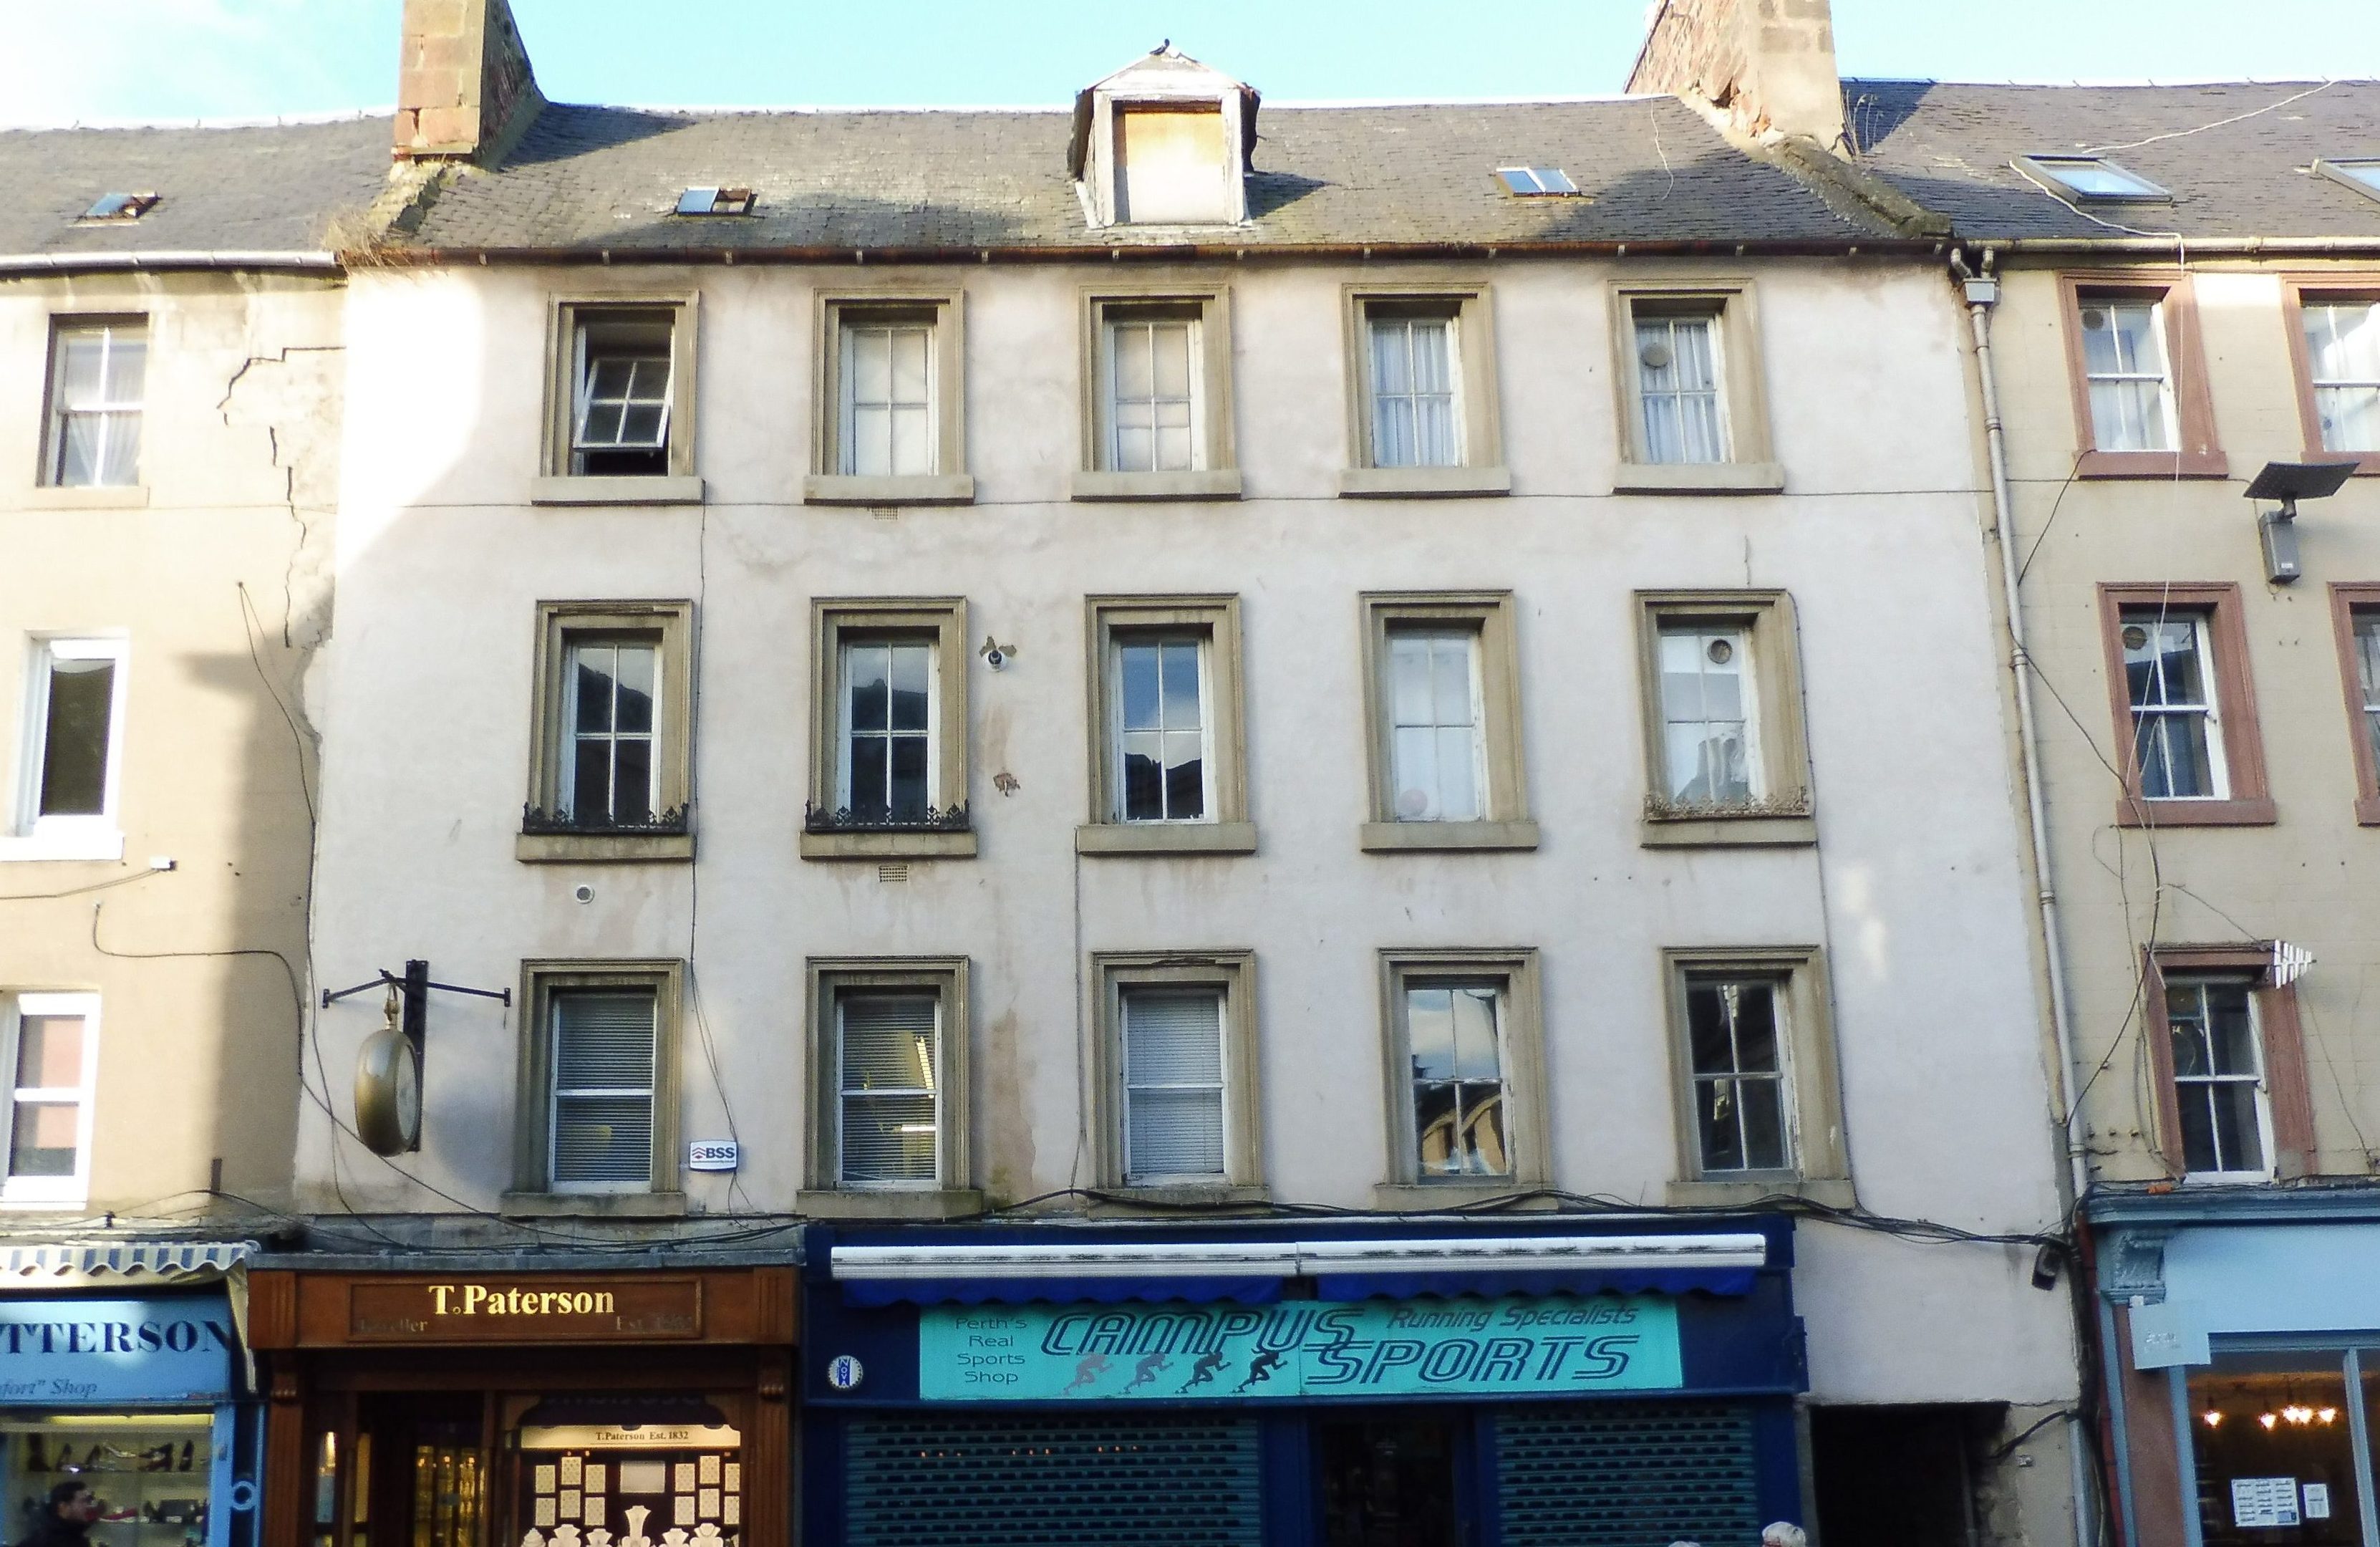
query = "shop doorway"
(1314, 1415, 1467, 1547)
(351, 1395, 488, 1547)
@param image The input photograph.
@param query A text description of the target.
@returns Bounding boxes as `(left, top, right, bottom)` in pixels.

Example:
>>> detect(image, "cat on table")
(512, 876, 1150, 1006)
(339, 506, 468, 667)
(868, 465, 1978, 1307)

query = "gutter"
(359, 236, 1948, 268)
(1952, 245, 2101, 1547)
(1990, 236, 2380, 256)
(0, 251, 339, 276)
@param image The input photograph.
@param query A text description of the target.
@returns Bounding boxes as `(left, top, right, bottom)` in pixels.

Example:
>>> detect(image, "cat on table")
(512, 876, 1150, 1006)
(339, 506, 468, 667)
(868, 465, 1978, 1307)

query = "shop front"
(247, 1263, 795, 1547)
(800, 1218, 1806, 1546)
(2097, 1195, 2380, 1547)
(0, 1245, 258, 1547)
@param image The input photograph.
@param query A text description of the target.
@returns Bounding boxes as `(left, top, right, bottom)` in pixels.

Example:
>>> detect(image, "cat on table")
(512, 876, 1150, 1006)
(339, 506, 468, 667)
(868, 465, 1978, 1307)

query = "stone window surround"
(803, 597, 974, 860)
(519, 599, 695, 864)
(798, 955, 979, 1219)
(1659, 945, 1852, 1208)
(2326, 582, 2380, 825)
(1338, 282, 1511, 499)
(29, 312, 150, 509)
(1373, 948, 1549, 1209)
(1633, 589, 1815, 849)
(2143, 944, 2316, 1182)
(2278, 275, 2380, 477)
(502, 958, 685, 1218)
(1072, 284, 1241, 501)
(805, 287, 974, 506)
(534, 291, 703, 506)
(1358, 590, 1537, 852)
(2095, 582, 2275, 827)
(1088, 950, 1264, 1203)
(1078, 594, 1254, 855)
(1608, 278, 1785, 495)
(2056, 271, 2228, 481)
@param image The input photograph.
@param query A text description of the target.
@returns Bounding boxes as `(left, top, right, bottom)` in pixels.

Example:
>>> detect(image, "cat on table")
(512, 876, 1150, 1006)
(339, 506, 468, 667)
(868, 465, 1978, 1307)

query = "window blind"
(841, 993, 939, 1183)
(1123, 991, 1225, 1180)
(551, 990, 657, 1185)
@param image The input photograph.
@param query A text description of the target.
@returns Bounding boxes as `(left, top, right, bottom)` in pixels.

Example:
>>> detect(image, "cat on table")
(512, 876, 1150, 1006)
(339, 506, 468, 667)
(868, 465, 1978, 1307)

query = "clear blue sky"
(3, 0, 2375, 127)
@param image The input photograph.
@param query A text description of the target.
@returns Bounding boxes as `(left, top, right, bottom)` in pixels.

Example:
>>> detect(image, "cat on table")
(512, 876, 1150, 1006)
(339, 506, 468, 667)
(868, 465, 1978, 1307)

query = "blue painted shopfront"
(801, 1217, 1807, 1547)
(0, 1293, 258, 1547)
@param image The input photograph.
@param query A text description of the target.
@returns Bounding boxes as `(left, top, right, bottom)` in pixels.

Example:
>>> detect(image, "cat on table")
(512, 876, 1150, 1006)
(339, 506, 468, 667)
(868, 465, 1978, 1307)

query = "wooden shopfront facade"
(248, 1266, 797, 1547)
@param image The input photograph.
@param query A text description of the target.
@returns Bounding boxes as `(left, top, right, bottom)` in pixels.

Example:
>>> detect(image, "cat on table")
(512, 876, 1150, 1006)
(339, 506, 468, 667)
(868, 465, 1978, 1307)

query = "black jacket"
(14, 1515, 92, 1547)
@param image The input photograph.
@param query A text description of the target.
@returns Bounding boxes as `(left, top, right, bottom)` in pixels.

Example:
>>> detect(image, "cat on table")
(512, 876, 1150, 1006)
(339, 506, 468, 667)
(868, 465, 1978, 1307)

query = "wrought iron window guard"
(1642, 789, 1813, 821)
(804, 801, 971, 834)
(521, 803, 690, 836)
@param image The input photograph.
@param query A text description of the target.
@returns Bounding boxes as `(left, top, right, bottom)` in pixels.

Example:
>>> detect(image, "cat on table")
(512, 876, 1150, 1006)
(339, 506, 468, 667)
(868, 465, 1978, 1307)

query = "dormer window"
(78, 193, 158, 223)
(1070, 46, 1257, 231)
(1116, 105, 1231, 223)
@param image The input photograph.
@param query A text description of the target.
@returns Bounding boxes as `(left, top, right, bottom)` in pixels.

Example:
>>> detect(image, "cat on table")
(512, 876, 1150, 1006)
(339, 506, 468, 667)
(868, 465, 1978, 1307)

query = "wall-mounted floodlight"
(2245, 460, 2357, 584)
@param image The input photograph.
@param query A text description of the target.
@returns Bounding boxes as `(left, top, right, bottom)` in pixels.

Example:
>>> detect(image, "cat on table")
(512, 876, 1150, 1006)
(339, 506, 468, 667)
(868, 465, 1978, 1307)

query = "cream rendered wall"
(0, 269, 340, 1213)
(306, 255, 2074, 1406)
(1993, 261, 2380, 1185)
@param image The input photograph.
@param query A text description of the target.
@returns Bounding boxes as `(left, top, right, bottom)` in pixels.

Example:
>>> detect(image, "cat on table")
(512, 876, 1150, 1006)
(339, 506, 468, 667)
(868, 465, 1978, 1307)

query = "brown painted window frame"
(2096, 582, 2274, 826)
(2326, 582, 2380, 824)
(2280, 276, 2380, 476)
(2057, 273, 2227, 480)
(2142, 945, 2315, 1181)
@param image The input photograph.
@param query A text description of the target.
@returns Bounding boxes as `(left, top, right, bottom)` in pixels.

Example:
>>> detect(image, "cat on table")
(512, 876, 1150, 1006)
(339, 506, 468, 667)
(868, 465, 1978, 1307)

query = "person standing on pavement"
(16, 1481, 99, 1547)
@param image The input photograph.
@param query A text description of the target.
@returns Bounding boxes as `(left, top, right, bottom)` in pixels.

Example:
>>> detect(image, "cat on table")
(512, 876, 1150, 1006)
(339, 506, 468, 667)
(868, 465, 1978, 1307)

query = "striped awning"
(0, 1240, 254, 1288)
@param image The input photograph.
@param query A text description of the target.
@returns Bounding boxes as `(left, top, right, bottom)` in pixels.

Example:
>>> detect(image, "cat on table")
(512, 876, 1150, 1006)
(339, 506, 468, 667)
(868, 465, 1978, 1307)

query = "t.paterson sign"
(0, 1298, 238, 1404)
(918, 1295, 1681, 1402)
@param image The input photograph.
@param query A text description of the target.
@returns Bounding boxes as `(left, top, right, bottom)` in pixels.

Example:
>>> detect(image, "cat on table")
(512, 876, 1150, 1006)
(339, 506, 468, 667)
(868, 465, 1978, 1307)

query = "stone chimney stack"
(1627, 0, 1847, 154)
(394, 0, 544, 165)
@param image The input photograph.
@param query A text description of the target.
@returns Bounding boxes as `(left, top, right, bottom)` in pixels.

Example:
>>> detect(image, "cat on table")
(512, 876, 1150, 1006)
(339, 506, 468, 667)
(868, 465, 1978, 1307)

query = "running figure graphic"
(1060, 1353, 1111, 1395)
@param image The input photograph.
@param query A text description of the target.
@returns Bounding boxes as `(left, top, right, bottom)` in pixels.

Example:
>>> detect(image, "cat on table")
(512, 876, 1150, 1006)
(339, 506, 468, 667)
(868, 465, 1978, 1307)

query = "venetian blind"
(550, 990, 657, 1185)
(841, 993, 939, 1184)
(1123, 991, 1224, 1180)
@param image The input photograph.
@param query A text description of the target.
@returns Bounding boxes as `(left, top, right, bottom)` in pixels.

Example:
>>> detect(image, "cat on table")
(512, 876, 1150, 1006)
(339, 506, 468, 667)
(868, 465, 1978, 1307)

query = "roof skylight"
(673, 187, 755, 217)
(1496, 166, 1580, 196)
(2315, 158, 2380, 203)
(79, 192, 159, 222)
(2023, 156, 2167, 201)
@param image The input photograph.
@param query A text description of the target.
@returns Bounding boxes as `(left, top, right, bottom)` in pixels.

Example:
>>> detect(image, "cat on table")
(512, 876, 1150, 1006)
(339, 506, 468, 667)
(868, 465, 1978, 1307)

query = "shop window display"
(516, 1399, 740, 1547)
(4, 1417, 212, 1547)
(2190, 1354, 2360, 1546)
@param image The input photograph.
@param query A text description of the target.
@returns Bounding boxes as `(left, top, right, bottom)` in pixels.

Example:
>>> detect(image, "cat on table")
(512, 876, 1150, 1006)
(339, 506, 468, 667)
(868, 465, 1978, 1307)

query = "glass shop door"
(351, 1397, 488, 1547)
(1314, 1413, 1474, 1547)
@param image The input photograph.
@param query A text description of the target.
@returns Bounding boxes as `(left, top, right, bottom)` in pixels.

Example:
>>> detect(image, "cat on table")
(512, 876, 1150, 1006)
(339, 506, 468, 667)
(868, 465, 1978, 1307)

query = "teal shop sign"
(919, 1295, 1681, 1402)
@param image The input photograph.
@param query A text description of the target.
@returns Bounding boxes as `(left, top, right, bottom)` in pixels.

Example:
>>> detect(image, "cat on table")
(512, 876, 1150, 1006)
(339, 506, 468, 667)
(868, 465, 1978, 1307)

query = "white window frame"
(1656, 622, 1765, 806)
(838, 317, 939, 478)
(9, 637, 130, 862)
(2303, 298, 2380, 455)
(544, 986, 659, 1195)
(1118, 985, 1230, 1185)
(1100, 312, 1206, 473)
(2166, 976, 2275, 1184)
(834, 989, 946, 1190)
(1383, 626, 1488, 824)
(557, 636, 662, 826)
(570, 315, 674, 459)
(1681, 973, 1797, 1177)
(2079, 297, 2180, 453)
(834, 635, 943, 819)
(1632, 308, 1733, 466)
(1365, 312, 1465, 470)
(1398, 978, 1515, 1182)
(0, 993, 101, 1208)
(43, 320, 147, 489)
(2123, 611, 2231, 801)
(1107, 632, 1216, 825)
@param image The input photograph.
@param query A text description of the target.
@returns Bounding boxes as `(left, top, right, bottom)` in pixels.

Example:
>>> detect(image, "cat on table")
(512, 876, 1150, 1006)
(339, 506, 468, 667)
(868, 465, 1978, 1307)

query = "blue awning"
(1315, 1266, 1756, 1300)
(842, 1275, 1282, 1308)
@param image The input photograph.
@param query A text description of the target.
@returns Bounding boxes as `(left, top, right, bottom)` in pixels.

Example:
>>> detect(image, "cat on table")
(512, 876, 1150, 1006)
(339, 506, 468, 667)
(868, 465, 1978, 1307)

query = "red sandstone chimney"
(394, 0, 543, 165)
(1626, 0, 1847, 154)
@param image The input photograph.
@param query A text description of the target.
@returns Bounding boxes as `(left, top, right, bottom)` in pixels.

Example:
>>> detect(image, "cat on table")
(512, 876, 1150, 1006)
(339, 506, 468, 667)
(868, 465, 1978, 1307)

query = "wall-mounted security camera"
(2246, 459, 2357, 585)
(979, 635, 1016, 671)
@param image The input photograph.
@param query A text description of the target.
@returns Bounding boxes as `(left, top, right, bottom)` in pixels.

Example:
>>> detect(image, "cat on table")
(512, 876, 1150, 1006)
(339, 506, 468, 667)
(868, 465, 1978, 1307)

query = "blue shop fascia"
(0, 1242, 259, 1547)
(800, 1214, 1806, 1546)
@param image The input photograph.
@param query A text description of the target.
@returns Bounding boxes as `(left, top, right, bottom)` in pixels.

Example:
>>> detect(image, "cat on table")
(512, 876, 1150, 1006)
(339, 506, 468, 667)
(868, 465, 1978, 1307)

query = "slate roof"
(1844, 79, 2380, 241)
(397, 98, 1885, 254)
(0, 115, 394, 260)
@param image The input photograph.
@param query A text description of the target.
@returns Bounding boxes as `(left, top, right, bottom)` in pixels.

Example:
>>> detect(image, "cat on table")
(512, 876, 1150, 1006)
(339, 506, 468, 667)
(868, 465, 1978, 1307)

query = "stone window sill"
(2077, 450, 2229, 480)
(23, 485, 148, 509)
(1075, 821, 1257, 856)
(1089, 1184, 1270, 1211)
(1070, 468, 1243, 502)
(530, 475, 705, 506)
(1665, 1177, 1854, 1209)
(797, 1187, 984, 1220)
(0, 829, 125, 863)
(517, 831, 694, 863)
(1612, 461, 1786, 495)
(2114, 796, 2275, 828)
(1373, 1182, 1550, 1211)
(499, 1190, 688, 1219)
(1360, 820, 1539, 852)
(1640, 814, 1817, 848)
(800, 829, 977, 859)
(1337, 466, 1512, 499)
(803, 473, 975, 506)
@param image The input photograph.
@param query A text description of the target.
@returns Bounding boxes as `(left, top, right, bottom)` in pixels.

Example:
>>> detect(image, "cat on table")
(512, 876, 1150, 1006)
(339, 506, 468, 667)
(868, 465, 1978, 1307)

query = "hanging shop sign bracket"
(321, 960, 513, 1013)
(324, 961, 510, 1157)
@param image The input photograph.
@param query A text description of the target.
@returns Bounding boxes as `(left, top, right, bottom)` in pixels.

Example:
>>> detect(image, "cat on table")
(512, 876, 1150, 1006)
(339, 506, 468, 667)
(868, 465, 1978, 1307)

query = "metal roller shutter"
(1496, 1402, 1764, 1547)
(844, 1413, 1263, 1547)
